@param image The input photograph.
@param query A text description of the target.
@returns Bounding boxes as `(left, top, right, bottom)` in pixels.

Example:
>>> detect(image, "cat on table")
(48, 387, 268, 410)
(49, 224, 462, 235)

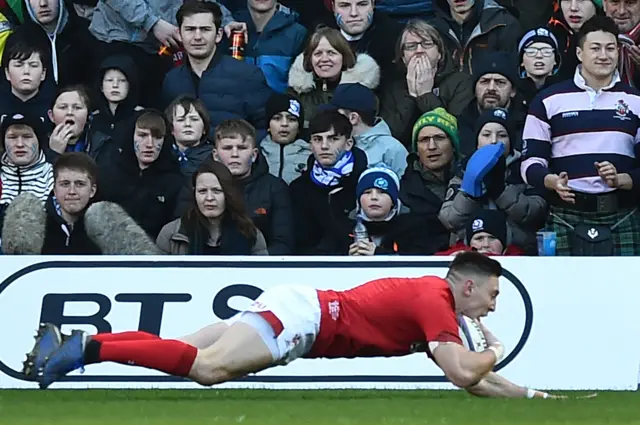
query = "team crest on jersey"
(614, 100, 631, 121)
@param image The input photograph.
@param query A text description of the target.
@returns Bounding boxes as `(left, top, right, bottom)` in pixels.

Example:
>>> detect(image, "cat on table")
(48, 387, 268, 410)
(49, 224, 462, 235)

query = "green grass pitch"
(0, 389, 638, 425)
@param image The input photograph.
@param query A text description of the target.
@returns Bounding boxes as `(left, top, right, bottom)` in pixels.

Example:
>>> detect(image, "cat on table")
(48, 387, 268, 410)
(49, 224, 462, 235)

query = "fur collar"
(288, 53, 381, 94)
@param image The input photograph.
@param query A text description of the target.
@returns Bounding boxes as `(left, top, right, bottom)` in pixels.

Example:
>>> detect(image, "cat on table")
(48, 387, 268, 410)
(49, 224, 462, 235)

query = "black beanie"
(265, 92, 305, 127)
(473, 108, 515, 153)
(465, 209, 508, 249)
(517, 27, 561, 78)
(472, 52, 519, 88)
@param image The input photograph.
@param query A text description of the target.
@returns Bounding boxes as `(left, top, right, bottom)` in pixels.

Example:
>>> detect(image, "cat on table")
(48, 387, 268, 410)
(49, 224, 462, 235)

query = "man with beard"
(603, 0, 640, 87)
(456, 52, 525, 157)
(162, 2, 272, 137)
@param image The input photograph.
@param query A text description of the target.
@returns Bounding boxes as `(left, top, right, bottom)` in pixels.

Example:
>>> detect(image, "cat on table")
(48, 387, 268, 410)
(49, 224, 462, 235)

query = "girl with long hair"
(156, 160, 268, 255)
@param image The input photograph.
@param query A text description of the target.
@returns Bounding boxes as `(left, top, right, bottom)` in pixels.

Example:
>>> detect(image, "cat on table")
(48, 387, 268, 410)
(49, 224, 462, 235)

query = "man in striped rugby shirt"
(521, 15, 640, 255)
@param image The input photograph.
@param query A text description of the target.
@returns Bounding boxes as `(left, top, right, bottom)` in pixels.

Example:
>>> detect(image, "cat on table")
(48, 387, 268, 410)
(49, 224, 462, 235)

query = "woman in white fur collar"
(287, 27, 380, 130)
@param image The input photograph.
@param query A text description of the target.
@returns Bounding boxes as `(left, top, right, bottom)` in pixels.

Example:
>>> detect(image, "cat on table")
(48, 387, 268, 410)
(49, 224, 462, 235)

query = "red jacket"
(435, 242, 525, 256)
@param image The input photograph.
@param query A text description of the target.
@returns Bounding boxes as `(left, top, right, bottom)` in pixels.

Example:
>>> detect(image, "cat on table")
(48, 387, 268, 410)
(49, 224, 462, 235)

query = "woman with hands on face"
(47, 86, 91, 159)
(379, 19, 474, 148)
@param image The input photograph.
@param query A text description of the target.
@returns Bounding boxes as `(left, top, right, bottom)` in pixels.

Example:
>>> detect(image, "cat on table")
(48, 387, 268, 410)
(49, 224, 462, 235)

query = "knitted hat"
(472, 52, 519, 88)
(473, 108, 515, 153)
(266, 92, 305, 127)
(411, 107, 460, 156)
(356, 165, 401, 208)
(0, 113, 45, 150)
(465, 209, 508, 250)
(518, 27, 561, 78)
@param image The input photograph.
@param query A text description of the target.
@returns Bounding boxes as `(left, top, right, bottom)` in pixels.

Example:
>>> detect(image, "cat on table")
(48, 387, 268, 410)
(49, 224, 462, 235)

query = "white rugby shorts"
(224, 285, 321, 365)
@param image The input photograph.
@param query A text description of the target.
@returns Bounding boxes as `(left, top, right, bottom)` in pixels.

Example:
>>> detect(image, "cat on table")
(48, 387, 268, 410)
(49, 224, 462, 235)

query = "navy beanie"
(465, 209, 508, 249)
(266, 92, 305, 127)
(356, 165, 400, 207)
(474, 108, 515, 153)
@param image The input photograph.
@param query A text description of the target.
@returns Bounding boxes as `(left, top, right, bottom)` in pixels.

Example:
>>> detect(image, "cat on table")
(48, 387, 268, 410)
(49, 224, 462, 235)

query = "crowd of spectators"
(0, 0, 639, 257)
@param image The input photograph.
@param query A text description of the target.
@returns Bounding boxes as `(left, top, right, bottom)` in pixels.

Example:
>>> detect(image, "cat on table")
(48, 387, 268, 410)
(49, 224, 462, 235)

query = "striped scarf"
(310, 151, 355, 187)
(0, 151, 54, 205)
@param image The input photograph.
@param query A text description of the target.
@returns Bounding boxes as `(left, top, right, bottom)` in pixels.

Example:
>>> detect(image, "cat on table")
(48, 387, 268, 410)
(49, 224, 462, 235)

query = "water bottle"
(353, 218, 369, 243)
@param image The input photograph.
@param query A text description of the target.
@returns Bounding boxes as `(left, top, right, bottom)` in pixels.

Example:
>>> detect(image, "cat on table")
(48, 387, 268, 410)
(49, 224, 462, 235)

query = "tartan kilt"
(546, 206, 640, 256)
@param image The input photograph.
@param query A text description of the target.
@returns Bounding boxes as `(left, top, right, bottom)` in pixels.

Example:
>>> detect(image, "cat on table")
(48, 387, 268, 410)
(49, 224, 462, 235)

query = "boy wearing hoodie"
(329, 83, 408, 177)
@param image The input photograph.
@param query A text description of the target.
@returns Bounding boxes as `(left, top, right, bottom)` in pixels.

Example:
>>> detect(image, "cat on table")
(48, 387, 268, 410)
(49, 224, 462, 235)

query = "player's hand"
(595, 161, 619, 188)
(49, 122, 75, 154)
(224, 21, 248, 43)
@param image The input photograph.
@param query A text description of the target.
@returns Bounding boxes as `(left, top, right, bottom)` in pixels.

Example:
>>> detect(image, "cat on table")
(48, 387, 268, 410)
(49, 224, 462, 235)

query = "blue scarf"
(310, 151, 354, 187)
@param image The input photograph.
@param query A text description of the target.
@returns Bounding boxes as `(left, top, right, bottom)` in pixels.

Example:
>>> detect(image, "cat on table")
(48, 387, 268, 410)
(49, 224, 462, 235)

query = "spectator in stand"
(89, 0, 236, 108)
(521, 16, 640, 256)
(231, 0, 307, 93)
(398, 108, 459, 237)
(457, 52, 525, 157)
(18, 0, 94, 88)
(374, 0, 435, 22)
(99, 110, 182, 239)
(439, 108, 547, 254)
(289, 109, 367, 254)
(328, 0, 403, 80)
(431, 0, 522, 74)
(156, 159, 268, 255)
(549, 0, 602, 81)
(0, 35, 52, 126)
(270, 0, 334, 29)
(166, 95, 213, 180)
(379, 19, 473, 147)
(288, 26, 380, 130)
(208, 119, 294, 255)
(260, 92, 311, 184)
(162, 2, 272, 138)
(91, 55, 143, 156)
(327, 165, 450, 255)
(603, 0, 640, 88)
(518, 28, 563, 109)
(41, 152, 101, 254)
(330, 82, 408, 176)
(0, 113, 53, 231)
(47, 85, 118, 166)
(497, 0, 555, 31)
(437, 208, 524, 255)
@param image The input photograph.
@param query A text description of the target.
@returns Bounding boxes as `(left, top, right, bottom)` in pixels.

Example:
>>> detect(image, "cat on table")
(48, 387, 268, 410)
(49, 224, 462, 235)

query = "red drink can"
(230, 31, 245, 60)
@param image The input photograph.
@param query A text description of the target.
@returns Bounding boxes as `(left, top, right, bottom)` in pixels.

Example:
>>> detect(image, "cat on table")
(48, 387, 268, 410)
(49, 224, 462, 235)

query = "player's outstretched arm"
(430, 342, 499, 388)
(466, 372, 552, 398)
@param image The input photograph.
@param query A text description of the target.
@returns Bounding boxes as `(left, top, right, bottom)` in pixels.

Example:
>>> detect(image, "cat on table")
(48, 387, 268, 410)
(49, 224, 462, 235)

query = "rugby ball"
(458, 315, 488, 352)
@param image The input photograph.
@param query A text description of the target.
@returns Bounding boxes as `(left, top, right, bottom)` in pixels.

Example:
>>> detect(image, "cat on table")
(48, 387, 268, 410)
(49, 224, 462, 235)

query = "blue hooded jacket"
(234, 4, 307, 93)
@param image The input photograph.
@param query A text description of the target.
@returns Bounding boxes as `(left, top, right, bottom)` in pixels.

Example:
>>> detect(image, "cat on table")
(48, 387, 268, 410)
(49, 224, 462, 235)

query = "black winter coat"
(289, 147, 368, 254)
(41, 194, 101, 254)
(98, 133, 183, 239)
(235, 155, 294, 255)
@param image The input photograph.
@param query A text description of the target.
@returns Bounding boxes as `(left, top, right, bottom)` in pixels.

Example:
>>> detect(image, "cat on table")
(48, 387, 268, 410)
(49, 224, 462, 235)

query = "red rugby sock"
(95, 339, 198, 377)
(92, 331, 161, 343)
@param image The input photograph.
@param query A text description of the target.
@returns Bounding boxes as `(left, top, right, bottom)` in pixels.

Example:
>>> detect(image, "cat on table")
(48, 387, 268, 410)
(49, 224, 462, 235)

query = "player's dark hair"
(309, 110, 352, 138)
(446, 251, 502, 282)
(576, 15, 619, 48)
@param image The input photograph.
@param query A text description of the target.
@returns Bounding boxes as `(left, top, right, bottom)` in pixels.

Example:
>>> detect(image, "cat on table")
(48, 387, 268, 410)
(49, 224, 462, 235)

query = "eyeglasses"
(523, 47, 555, 57)
(403, 40, 435, 51)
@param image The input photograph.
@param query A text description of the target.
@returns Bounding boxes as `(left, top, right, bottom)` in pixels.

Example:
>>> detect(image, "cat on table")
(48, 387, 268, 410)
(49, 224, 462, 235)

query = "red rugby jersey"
(306, 276, 462, 359)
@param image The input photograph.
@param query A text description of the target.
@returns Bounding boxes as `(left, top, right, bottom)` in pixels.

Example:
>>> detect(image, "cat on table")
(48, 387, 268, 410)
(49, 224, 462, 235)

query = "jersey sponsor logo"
(328, 301, 340, 320)
(0, 259, 533, 386)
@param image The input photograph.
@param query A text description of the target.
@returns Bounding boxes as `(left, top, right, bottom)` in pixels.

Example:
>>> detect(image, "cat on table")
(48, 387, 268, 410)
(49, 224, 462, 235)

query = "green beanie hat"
(591, 0, 602, 8)
(411, 107, 460, 157)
